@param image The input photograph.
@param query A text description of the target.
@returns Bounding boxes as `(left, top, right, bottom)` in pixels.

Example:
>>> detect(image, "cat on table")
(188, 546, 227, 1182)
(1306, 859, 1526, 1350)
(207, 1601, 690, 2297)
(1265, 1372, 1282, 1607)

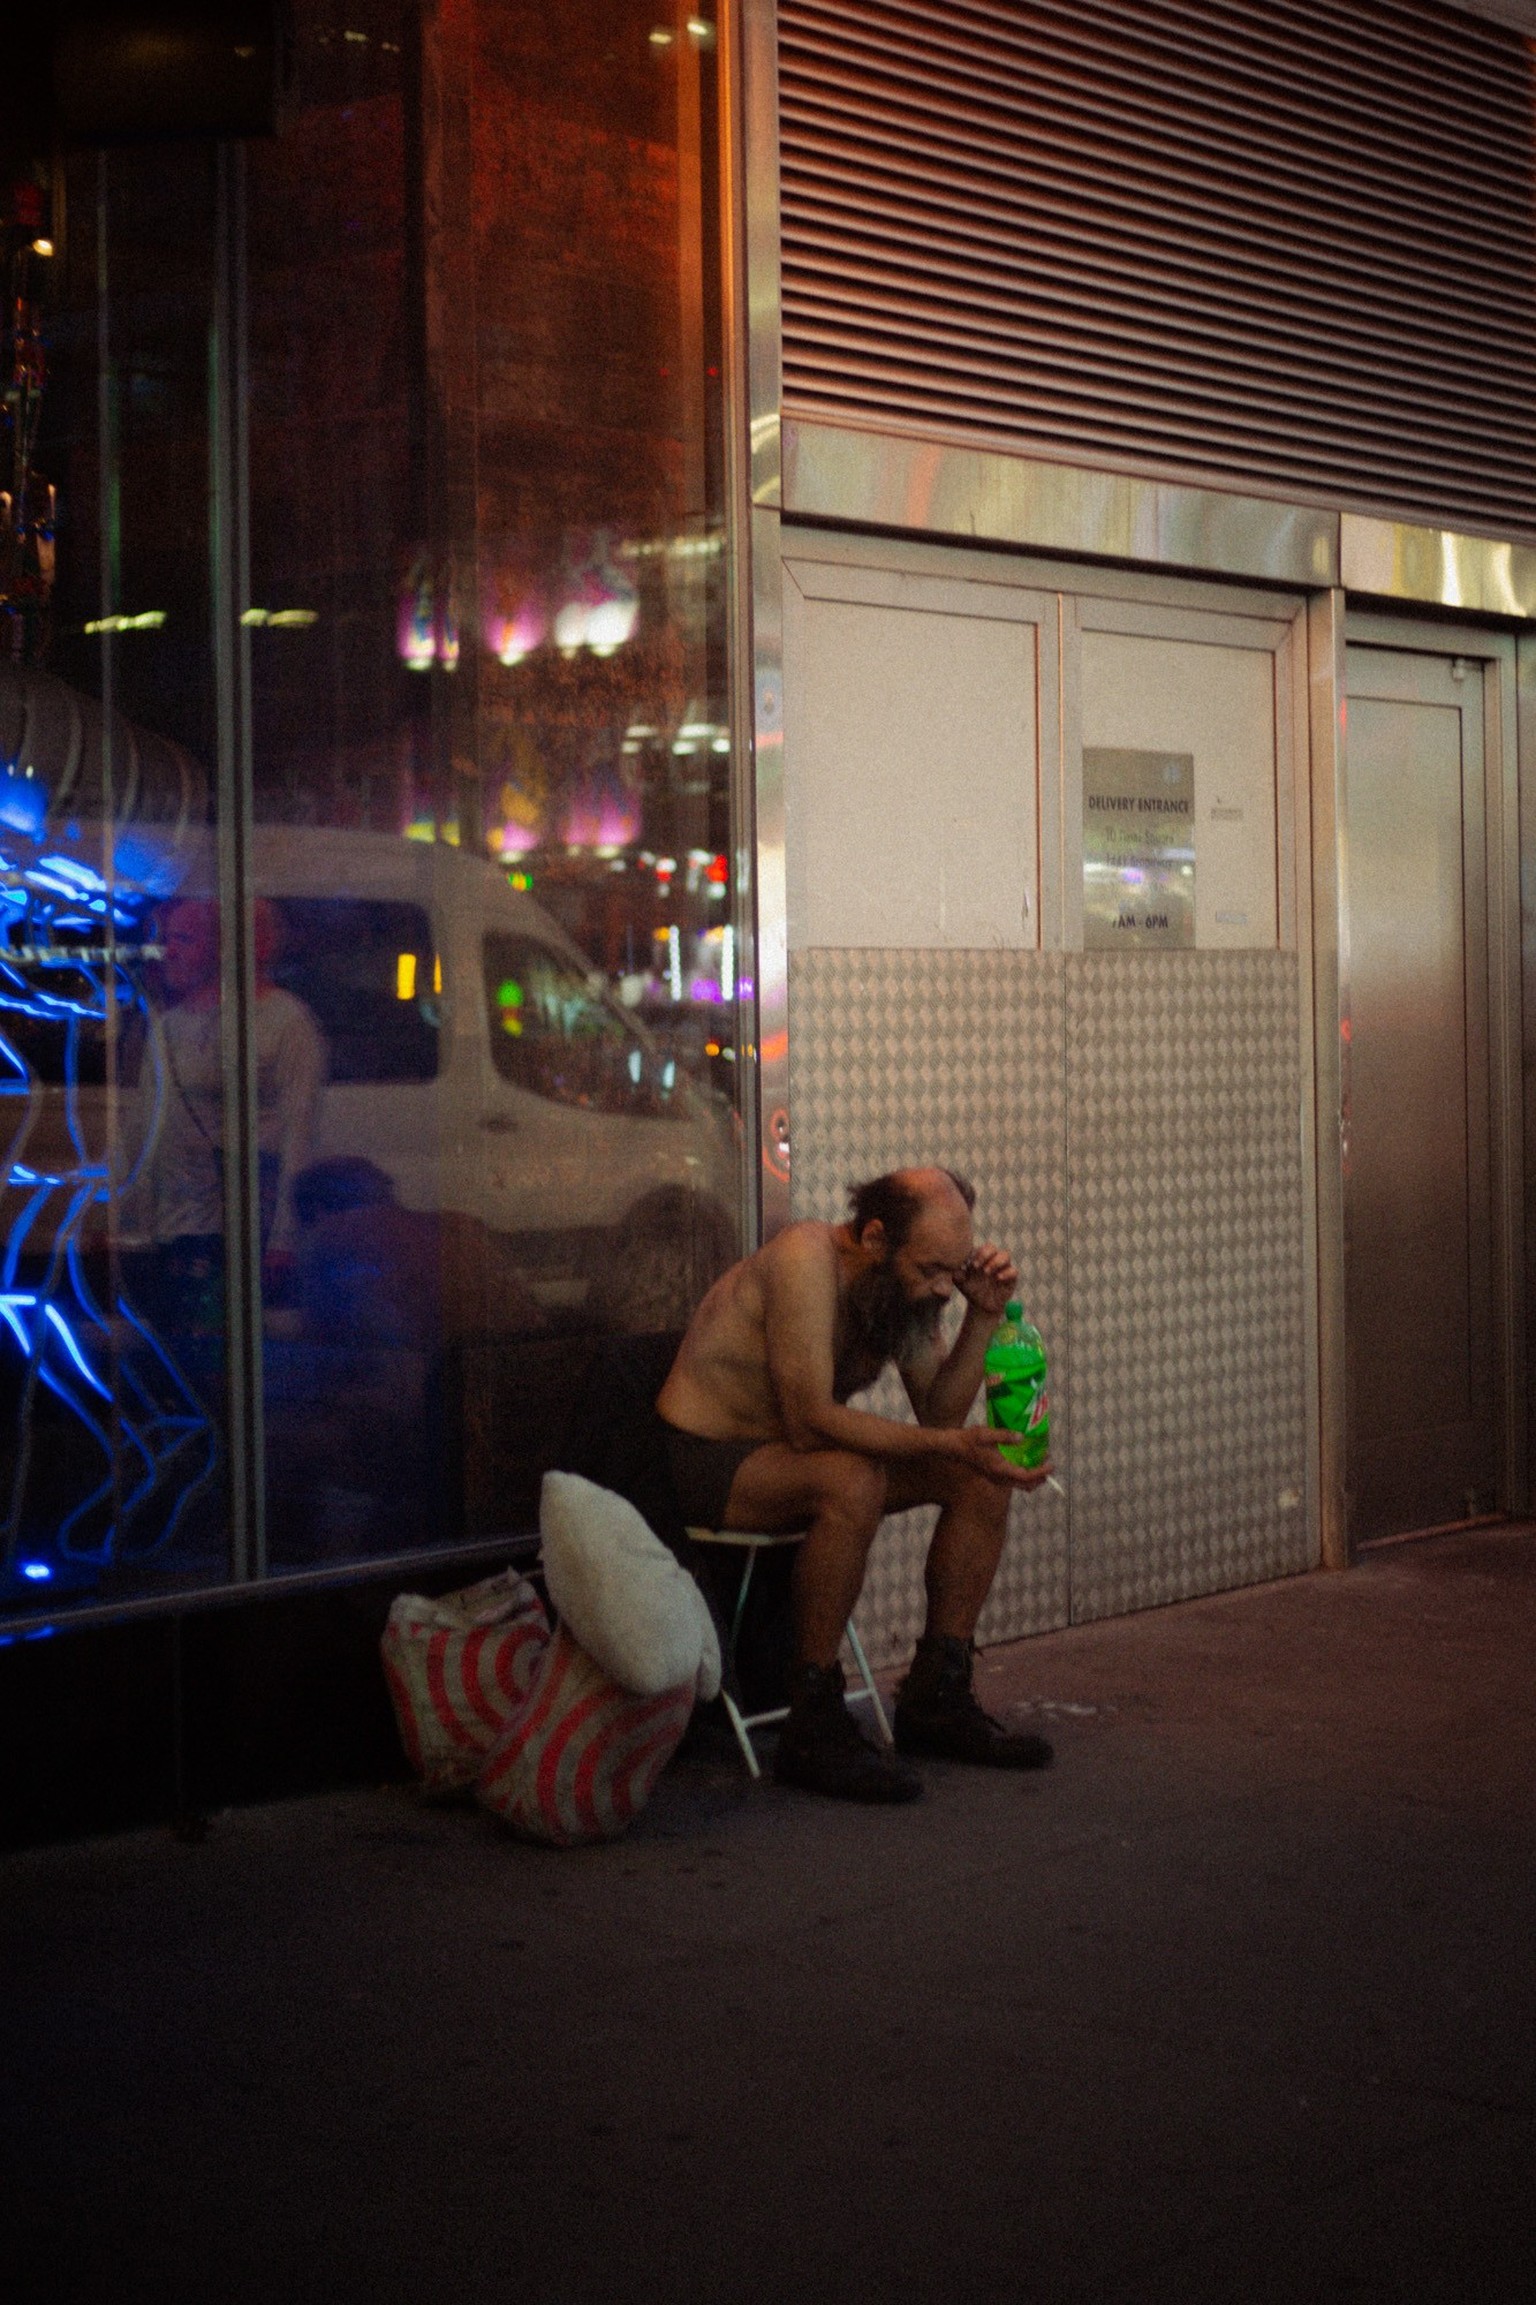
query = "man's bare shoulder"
(757, 1219, 840, 1277)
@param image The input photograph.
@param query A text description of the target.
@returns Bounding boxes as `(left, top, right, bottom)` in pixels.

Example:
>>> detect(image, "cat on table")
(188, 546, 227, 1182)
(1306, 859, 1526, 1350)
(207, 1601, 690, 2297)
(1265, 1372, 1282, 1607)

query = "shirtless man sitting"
(657, 1166, 1054, 1803)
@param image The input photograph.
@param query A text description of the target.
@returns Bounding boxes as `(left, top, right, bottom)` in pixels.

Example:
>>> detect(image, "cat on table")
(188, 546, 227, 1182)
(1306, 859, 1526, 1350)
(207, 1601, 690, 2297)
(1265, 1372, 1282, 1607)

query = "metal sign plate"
(1083, 747, 1195, 949)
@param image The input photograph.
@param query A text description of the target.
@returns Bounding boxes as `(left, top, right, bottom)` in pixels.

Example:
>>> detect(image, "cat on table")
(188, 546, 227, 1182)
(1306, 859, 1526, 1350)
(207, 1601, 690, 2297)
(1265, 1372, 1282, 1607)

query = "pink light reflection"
(560, 791, 641, 848)
(493, 820, 541, 857)
(484, 600, 548, 666)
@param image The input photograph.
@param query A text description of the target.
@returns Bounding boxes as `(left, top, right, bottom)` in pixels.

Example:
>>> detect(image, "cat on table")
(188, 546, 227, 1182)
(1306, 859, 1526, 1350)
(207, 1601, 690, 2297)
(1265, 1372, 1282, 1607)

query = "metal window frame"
(737, 0, 790, 1240)
(210, 140, 266, 1585)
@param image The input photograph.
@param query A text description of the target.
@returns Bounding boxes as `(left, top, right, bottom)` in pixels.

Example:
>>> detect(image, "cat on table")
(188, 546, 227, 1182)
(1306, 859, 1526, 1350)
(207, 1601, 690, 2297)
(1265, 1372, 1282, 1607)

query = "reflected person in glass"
(122, 898, 326, 1356)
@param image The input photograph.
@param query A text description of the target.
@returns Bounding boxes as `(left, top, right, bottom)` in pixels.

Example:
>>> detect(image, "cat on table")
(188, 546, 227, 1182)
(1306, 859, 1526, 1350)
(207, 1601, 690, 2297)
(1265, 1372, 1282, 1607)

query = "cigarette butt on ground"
(1046, 1474, 1067, 1498)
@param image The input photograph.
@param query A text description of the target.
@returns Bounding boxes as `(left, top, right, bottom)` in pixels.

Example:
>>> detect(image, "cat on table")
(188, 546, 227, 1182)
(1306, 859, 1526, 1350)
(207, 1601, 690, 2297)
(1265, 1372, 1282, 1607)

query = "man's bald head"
(848, 1166, 976, 1252)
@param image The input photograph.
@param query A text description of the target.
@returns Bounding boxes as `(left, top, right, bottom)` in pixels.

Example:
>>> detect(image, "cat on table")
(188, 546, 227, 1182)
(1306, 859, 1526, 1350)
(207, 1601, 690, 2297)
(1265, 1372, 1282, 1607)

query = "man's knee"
(945, 1457, 1012, 1532)
(812, 1451, 888, 1531)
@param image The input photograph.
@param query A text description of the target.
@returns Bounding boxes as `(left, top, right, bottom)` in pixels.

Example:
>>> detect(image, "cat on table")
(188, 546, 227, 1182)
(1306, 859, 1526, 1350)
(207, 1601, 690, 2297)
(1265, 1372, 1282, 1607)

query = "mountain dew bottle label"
(984, 1300, 1050, 1471)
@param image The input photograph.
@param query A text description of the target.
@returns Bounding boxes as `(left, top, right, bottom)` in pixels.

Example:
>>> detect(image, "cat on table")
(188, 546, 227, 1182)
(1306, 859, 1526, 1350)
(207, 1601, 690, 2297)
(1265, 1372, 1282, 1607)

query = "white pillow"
(539, 1472, 721, 1703)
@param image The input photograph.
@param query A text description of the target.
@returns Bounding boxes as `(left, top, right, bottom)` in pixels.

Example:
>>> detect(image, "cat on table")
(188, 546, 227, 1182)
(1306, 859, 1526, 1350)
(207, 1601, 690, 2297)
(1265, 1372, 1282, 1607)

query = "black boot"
(894, 1635, 1054, 1769)
(773, 1662, 922, 1803)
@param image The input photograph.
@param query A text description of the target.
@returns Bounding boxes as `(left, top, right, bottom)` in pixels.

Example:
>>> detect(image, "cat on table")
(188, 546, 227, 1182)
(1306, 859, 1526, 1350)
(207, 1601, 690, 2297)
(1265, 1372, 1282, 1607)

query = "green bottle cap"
(1004, 1299, 1022, 1321)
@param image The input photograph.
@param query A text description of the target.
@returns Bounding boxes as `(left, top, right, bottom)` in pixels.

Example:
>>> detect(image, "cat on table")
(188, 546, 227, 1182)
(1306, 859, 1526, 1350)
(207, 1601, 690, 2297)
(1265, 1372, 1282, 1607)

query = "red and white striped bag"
(477, 1623, 694, 1846)
(381, 1569, 550, 1794)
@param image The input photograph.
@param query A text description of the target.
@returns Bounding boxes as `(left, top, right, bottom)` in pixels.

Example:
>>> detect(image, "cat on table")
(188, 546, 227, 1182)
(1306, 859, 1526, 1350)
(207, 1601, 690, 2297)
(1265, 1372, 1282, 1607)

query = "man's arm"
(901, 1243, 1020, 1430)
(762, 1230, 1035, 1484)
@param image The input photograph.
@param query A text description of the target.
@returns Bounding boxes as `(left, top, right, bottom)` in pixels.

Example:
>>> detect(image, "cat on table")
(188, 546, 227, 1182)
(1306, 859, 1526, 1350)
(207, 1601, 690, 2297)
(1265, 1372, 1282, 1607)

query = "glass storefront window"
(1, 1, 743, 1622)
(482, 932, 684, 1117)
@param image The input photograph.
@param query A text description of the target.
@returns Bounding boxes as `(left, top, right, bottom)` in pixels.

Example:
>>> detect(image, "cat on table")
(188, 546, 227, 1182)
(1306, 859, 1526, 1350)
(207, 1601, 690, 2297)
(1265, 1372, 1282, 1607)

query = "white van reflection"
(253, 829, 738, 1323)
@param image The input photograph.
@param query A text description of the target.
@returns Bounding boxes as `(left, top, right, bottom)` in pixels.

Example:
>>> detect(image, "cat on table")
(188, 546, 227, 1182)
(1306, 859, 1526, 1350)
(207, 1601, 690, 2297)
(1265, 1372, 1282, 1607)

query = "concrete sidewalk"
(5, 1524, 1533, 2304)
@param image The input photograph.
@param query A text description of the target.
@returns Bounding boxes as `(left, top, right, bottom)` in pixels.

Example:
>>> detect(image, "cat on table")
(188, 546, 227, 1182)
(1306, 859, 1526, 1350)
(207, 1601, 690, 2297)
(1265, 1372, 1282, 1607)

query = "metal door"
(1343, 647, 1496, 1543)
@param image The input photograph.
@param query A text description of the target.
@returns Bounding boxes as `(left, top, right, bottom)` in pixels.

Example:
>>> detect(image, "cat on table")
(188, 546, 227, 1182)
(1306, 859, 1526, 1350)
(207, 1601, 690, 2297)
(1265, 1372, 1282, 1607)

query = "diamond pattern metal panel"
(1064, 951, 1312, 1621)
(784, 947, 1313, 1656)
(788, 948, 1070, 1664)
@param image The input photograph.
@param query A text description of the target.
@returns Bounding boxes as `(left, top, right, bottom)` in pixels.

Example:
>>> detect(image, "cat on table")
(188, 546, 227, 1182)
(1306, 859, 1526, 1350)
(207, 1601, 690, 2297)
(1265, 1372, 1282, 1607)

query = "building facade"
(754, 0, 1536, 1660)
(2, 0, 1532, 1763)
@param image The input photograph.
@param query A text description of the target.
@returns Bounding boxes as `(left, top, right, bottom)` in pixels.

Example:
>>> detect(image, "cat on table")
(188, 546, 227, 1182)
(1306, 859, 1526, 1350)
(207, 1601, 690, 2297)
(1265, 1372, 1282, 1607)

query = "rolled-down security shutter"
(779, 0, 1536, 537)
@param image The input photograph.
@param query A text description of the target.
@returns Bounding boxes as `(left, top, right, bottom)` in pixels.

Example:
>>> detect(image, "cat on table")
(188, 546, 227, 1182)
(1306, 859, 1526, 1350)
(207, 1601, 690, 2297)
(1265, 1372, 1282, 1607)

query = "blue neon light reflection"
(2, 830, 219, 1597)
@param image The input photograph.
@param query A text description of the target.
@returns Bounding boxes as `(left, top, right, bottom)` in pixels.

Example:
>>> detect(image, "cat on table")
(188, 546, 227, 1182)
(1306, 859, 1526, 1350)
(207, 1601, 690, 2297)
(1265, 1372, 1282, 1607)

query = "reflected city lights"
(82, 610, 165, 635)
(484, 600, 547, 665)
(560, 793, 641, 849)
(397, 555, 458, 670)
(493, 821, 540, 858)
(2, 0, 742, 1615)
(552, 590, 639, 657)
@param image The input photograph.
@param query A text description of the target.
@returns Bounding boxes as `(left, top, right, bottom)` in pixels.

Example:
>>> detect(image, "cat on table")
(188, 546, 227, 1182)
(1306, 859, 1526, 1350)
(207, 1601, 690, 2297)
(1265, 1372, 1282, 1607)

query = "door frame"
(778, 522, 1321, 1578)
(1320, 610, 1527, 1555)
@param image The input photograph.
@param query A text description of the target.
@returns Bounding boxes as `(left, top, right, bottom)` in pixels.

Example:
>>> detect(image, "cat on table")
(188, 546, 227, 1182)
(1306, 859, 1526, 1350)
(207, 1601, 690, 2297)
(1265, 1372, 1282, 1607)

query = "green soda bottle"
(984, 1300, 1050, 1470)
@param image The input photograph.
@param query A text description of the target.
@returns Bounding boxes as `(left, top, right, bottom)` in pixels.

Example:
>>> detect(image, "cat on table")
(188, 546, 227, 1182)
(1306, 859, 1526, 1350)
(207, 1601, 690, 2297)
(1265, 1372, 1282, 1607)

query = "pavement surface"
(5, 1522, 1534, 2304)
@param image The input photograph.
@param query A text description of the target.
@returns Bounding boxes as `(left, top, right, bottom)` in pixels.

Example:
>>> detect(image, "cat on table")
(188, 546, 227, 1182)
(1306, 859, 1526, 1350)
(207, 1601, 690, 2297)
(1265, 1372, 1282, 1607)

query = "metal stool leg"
(845, 1618, 892, 1746)
(719, 1688, 763, 1778)
(688, 1527, 890, 1778)
(720, 1546, 763, 1777)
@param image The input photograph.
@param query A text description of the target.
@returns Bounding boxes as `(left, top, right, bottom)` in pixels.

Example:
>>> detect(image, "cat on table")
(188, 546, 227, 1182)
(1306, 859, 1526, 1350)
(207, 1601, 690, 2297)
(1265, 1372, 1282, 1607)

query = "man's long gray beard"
(837, 1259, 945, 1391)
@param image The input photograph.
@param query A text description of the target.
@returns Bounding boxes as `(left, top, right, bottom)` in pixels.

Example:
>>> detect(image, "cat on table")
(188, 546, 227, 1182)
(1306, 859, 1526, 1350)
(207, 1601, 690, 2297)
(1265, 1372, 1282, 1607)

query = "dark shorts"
(661, 1421, 765, 1531)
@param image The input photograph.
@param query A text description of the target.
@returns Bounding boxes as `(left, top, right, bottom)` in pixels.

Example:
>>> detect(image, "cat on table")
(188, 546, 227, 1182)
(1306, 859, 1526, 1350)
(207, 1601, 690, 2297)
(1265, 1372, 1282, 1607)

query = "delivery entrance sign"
(1082, 748, 1195, 949)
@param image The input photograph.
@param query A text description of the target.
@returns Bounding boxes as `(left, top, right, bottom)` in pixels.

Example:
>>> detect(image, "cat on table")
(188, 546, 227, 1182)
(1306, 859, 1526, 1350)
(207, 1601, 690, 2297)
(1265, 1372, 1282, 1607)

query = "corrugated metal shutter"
(779, 0, 1536, 536)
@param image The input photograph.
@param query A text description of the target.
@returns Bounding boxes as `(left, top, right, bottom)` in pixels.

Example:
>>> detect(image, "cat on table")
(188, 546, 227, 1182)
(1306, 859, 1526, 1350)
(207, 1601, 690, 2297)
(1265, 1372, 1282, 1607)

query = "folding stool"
(686, 1524, 891, 1778)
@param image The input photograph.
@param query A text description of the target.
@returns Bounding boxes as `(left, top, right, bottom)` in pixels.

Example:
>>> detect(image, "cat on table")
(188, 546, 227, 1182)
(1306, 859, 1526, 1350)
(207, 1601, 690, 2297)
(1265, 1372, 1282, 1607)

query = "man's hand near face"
(903, 1240, 1022, 1432)
(954, 1244, 1019, 1321)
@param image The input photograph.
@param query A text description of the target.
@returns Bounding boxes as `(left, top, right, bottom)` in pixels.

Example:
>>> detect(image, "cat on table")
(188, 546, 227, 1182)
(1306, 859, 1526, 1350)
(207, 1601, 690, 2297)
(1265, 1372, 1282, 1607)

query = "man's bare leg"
(720, 1444, 888, 1669)
(884, 1459, 1053, 1772)
(886, 1458, 1011, 1644)
(716, 1443, 920, 1802)
(711, 1441, 1048, 1784)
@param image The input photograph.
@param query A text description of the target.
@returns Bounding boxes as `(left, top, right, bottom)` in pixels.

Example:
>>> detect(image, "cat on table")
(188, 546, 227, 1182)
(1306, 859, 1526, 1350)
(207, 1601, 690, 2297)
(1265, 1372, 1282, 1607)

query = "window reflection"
(1, 0, 741, 1618)
(0, 669, 223, 1604)
(483, 932, 682, 1118)
(126, 898, 326, 1292)
(271, 900, 439, 1086)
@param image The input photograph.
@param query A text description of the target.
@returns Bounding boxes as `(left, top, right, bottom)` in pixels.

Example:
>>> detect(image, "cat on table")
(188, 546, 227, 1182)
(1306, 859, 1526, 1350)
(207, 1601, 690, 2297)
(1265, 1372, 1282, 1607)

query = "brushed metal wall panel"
(783, 417, 1340, 585)
(1065, 951, 1312, 1620)
(1341, 516, 1536, 616)
(788, 947, 1070, 1663)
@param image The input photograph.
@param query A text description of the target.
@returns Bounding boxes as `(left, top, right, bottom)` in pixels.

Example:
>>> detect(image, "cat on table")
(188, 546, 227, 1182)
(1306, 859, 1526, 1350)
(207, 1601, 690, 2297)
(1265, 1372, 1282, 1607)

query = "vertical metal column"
(1484, 646, 1527, 1518)
(209, 142, 265, 1581)
(739, 0, 789, 1238)
(416, 0, 481, 853)
(720, 0, 760, 1244)
(95, 153, 129, 1550)
(1307, 589, 1349, 1569)
(1519, 633, 1536, 1512)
